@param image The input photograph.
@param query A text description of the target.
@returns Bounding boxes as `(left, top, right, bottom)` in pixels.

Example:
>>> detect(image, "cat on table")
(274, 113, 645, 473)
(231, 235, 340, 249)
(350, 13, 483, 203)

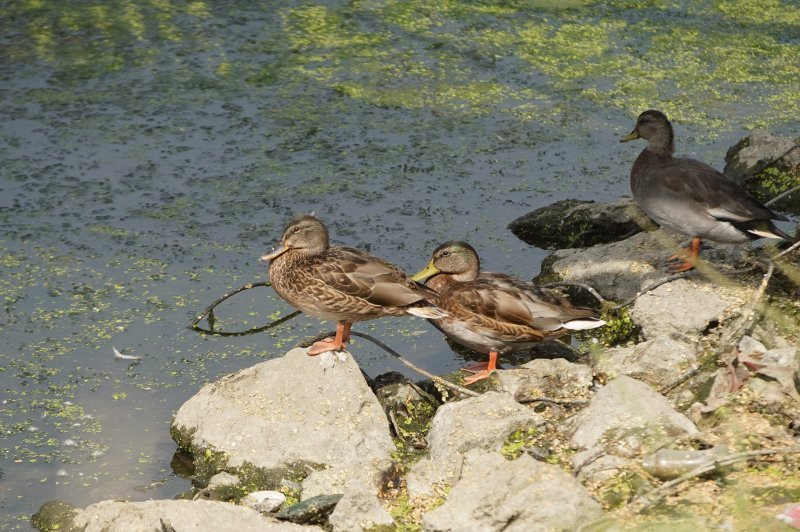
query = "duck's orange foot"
(463, 369, 494, 386)
(307, 338, 345, 356)
(666, 237, 701, 273)
(462, 361, 490, 373)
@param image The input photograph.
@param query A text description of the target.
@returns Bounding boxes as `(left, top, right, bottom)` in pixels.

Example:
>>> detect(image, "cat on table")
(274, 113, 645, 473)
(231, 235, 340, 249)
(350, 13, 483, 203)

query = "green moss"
(500, 427, 538, 459)
(597, 307, 640, 347)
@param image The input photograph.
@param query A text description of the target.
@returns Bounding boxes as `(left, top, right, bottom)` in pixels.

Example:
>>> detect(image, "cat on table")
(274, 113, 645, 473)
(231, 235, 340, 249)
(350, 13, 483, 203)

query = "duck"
(261, 214, 445, 356)
(621, 110, 790, 272)
(411, 241, 604, 385)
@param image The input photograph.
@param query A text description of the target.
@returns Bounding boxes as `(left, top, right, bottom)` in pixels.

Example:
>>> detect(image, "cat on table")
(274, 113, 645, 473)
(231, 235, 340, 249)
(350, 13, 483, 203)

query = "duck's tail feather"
(563, 317, 606, 330)
(406, 304, 448, 320)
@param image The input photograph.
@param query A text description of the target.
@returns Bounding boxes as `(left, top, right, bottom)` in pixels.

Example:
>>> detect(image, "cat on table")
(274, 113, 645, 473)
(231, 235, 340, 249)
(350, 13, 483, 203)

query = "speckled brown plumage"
(412, 241, 604, 384)
(261, 214, 443, 355)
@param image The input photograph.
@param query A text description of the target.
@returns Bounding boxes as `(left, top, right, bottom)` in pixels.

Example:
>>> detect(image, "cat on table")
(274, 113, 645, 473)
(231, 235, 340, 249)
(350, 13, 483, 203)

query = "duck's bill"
(411, 260, 440, 282)
(260, 243, 288, 262)
(620, 129, 639, 142)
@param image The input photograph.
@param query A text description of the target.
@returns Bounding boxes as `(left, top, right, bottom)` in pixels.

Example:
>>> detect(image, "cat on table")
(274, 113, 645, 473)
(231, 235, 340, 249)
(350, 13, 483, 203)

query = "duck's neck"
(426, 269, 477, 292)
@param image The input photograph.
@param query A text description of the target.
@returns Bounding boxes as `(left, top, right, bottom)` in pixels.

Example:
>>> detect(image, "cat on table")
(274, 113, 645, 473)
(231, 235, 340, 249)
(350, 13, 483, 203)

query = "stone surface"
(276, 495, 343, 527)
(328, 479, 394, 531)
(300, 462, 389, 501)
(496, 358, 594, 402)
(631, 278, 746, 340)
(422, 450, 602, 532)
(31, 500, 78, 532)
(241, 491, 286, 514)
(537, 229, 734, 302)
(508, 198, 643, 249)
(407, 392, 544, 498)
(724, 131, 800, 183)
(593, 334, 698, 386)
(69, 499, 314, 532)
(568, 376, 698, 459)
(171, 348, 394, 484)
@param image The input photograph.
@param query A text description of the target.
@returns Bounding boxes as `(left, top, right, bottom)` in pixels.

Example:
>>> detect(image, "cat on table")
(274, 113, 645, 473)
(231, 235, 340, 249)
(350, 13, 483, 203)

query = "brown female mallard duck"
(260, 214, 445, 355)
(412, 241, 604, 385)
(621, 110, 789, 272)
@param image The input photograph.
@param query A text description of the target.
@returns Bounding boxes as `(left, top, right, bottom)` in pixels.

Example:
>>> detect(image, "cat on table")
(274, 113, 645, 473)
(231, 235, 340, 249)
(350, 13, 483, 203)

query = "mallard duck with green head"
(412, 241, 604, 385)
(621, 110, 790, 272)
(261, 214, 445, 355)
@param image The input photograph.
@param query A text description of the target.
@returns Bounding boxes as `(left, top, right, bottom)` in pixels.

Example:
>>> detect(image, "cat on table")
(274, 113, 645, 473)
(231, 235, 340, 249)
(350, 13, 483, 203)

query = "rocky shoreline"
(32, 134, 800, 531)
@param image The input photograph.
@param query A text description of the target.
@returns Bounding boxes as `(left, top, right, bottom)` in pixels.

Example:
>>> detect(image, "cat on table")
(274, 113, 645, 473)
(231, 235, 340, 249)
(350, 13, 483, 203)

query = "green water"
(1, 0, 798, 527)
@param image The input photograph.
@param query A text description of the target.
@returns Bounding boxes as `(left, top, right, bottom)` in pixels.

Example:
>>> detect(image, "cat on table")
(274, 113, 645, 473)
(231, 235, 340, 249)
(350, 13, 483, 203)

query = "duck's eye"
(292, 226, 301, 234)
(440, 251, 450, 257)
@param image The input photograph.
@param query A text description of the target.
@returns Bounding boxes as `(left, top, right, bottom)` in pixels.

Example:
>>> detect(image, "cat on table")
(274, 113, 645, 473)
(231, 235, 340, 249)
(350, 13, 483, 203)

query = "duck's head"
(412, 241, 480, 283)
(260, 214, 329, 261)
(620, 110, 674, 155)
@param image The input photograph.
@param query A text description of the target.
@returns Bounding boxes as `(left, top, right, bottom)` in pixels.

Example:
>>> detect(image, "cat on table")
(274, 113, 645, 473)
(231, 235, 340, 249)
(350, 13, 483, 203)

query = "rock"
(763, 347, 799, 373)
(407, 391, 544, 497)
(372, 372, 439, 449)
(724, 131, 800, 215)
(194, 471, 245, 501)
(496, 358, 593, 402)
(569, 376, 698, 454)
(536, 229, 732, 302)
(68, 499, 314, 532)
(422, 450, 602, 532)
(328, 479, 394, 531)
(241, 491, 286, 513)
(593, 334, 698, 386)
(171, 348, 394, 487)
(275, 494, 342, 526)
(631, 278, 746, 340)
(508, 198, 643, 249)
(300, 462, 389, 501)
(738, 335, 767, 355)
(31, 500, 78, 532)
(568, 376, 698, 483)
(724, 131, 800, 182)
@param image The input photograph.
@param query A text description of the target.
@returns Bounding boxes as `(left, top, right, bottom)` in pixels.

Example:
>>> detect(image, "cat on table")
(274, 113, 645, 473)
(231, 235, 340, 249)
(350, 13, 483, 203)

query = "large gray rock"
(508, 198, 643, 249)
(328, 479, 394, 531)
(407, 392, 544, 497)
(569, 376, 698, 454)
(422, 450, 602, 532)
(593, 334, 698, 386)
(568, 376, 698, 483)
(496, 358, 593, 402)
(537, 229, 733, 302)
(724, 131, 800, 183)
(631, 278, 746, 340)
(70, 499, 315, 532)
(171, 348, 394, 487)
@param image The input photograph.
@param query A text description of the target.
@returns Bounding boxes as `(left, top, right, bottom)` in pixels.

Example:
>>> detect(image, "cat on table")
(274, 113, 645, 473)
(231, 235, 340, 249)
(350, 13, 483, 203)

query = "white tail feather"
(747, 228, 784, 239)
(407, 306, 448, 319)
(564, 318, 606, 330)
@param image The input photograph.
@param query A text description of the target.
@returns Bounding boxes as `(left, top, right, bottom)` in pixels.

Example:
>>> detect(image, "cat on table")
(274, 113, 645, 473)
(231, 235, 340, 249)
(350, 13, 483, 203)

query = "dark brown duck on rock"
(412, 241, 605, 385)
(261, 214, 445, 356)
(621, 109, 790, 272)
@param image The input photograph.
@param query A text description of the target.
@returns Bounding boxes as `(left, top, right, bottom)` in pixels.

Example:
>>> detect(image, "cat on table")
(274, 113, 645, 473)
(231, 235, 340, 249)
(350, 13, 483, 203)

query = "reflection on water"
(1, 0, 798, 527)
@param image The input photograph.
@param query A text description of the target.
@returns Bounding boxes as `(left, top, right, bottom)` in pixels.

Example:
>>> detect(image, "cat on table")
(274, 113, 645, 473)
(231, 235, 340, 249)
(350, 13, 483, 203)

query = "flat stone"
(241, 491, 286, 514)
(301, 461, 390, 501)
(328, 479, 394, 532)
(275, 495, 343, 527)
(422, 450, 602, 532)
(171, 348, 394, 485)
(631, 278, 746, 340)
(69, 499, 315, 532)
(508, 198, 643, 250)
(593, 334, 698, 386)
(407, 392, 544, 498)
(568, 376, 698, 458)
(537, 229, 743, 303)
(496, 358, 593, 402)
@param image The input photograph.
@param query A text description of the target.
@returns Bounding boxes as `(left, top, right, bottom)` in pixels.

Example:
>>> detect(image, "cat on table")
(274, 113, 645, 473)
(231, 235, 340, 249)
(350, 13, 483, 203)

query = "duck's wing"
(445, 273, 600, 333)
(312, 247, 436, 307)
(643, 158, 786, 224)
